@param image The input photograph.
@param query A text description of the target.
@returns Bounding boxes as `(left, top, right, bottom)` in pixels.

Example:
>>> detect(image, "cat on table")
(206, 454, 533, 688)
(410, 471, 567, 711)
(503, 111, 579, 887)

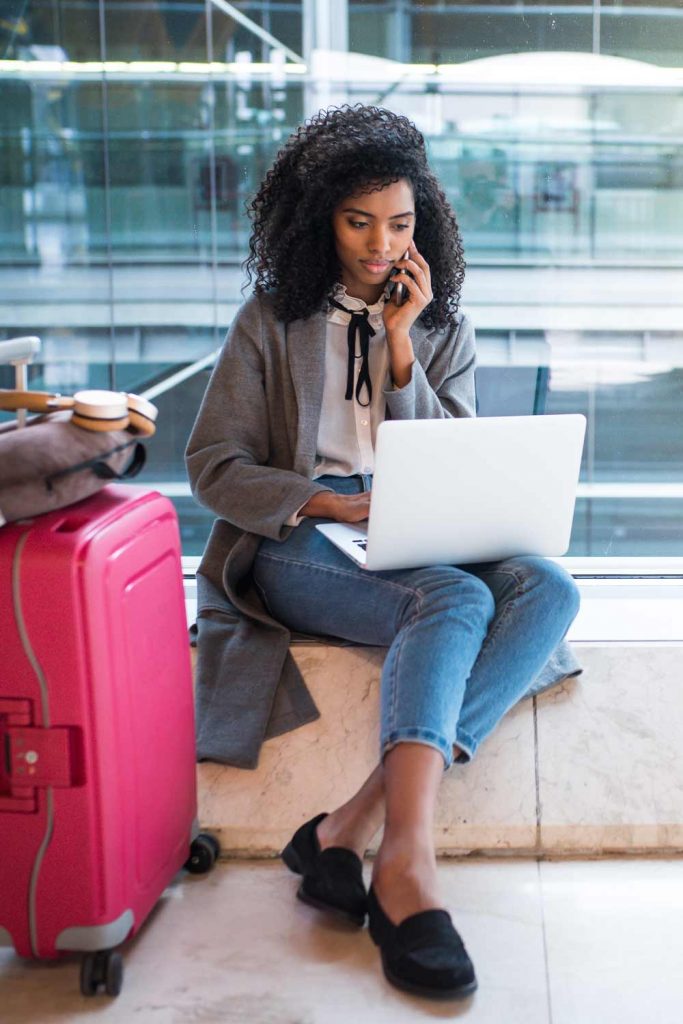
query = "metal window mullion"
(593, 0, 601, 56)
(98, 0, 116, 392)
(205, 0, 221, 356)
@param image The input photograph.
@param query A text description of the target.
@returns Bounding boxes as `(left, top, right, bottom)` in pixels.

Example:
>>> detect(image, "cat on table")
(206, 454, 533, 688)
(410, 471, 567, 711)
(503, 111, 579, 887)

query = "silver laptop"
(316, 414, 586, 571)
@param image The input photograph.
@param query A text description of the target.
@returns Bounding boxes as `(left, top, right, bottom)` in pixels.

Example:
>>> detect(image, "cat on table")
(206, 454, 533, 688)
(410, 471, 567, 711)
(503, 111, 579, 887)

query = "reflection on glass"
(601, 1, 683, 67)
(1, 0, 681, 558)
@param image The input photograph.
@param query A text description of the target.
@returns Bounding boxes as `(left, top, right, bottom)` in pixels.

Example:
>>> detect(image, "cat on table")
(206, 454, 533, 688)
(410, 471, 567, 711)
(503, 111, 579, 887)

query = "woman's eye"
(349, 220, 368, 229)
(394, 224, 410, 231)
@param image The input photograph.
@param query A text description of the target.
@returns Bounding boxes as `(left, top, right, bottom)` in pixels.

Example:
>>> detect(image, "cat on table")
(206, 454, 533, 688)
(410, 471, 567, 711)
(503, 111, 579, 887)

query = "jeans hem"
(453, 727, 477, 764)
(381, 729, 453, 770)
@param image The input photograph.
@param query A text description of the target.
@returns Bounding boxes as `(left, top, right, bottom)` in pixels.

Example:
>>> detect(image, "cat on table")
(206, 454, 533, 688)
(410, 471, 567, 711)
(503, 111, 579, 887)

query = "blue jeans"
(253, 474, 580, 770)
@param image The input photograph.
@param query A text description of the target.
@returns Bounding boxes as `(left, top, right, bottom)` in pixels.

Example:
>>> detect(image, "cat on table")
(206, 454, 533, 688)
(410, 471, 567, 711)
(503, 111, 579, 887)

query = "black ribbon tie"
(329, 296, 375, 408)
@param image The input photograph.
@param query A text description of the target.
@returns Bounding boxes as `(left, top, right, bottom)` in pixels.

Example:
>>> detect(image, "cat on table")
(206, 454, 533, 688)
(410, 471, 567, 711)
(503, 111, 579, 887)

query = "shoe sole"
(382, 957, 478, 1001)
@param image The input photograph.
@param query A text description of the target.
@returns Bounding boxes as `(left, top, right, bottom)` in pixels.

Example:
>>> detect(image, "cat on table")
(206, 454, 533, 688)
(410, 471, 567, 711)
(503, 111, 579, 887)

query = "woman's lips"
(361, 261, 392, 274)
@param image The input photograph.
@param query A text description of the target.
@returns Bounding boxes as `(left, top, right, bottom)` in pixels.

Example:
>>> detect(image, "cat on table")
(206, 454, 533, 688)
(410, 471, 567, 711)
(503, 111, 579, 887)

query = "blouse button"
(361, 419, 368, 426)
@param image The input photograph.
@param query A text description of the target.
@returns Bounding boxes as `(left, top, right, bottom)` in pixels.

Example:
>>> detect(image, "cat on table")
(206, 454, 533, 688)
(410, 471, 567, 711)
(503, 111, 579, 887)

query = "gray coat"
(185, 291, 582, 768)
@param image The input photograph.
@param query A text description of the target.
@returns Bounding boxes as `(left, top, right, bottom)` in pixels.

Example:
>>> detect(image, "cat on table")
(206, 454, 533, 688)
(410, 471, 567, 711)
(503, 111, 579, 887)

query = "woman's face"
(331, 178, 415, 304)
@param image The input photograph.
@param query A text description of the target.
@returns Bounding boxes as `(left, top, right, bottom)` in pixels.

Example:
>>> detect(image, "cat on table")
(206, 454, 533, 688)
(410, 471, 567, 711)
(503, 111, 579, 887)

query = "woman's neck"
(338, 280, 384, 306)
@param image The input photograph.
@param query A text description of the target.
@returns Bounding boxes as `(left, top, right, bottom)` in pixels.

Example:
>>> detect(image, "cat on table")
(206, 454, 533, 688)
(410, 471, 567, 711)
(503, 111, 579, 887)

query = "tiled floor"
(3, 857, 682, 1023)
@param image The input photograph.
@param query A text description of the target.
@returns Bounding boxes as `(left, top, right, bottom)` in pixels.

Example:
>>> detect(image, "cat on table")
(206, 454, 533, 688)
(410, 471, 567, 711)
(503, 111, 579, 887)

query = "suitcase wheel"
(80, 949, 124, 998)
(184, 832, 220, 875)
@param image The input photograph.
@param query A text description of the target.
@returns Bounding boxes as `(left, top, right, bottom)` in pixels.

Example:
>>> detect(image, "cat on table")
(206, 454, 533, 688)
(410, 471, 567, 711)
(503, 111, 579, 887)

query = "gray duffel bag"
(0, 411, 146, 526)
(0, 336, 147, 525)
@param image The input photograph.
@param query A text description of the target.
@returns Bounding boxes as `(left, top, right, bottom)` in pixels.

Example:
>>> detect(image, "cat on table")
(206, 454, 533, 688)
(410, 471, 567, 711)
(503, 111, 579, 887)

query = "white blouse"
(314, 282, 392, 479)
(286, 282, 409, 526)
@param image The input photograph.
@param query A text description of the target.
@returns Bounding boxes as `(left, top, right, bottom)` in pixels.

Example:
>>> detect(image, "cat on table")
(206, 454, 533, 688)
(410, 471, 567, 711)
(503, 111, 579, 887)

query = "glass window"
(2, 1, 681, 559)
(601, 0, 683, 66)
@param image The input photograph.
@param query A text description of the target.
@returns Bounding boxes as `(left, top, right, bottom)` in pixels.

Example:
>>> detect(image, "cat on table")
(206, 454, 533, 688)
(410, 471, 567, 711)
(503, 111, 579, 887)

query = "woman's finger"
(336, 493, 371, 522)
(407, 241, 431, 285)
(394, 268, 431, 305)
(396, 257, 428, 291)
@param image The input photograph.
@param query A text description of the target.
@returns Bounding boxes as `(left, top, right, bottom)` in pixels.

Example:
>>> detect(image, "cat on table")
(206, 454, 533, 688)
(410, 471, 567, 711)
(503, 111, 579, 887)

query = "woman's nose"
(368, 229, 391, 254)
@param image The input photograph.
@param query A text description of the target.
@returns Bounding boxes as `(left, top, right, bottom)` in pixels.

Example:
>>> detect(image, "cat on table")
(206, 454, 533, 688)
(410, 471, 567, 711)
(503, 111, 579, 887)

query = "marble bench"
(197, 642, 683, 857)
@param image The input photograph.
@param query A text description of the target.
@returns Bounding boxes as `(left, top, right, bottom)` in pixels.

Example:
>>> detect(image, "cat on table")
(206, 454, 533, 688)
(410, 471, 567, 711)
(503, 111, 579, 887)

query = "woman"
(186, 104, 581, 1001)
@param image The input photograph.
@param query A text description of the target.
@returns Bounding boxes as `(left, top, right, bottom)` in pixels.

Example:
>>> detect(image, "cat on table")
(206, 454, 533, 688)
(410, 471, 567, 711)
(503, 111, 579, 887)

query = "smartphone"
(392, 249, 411, 307)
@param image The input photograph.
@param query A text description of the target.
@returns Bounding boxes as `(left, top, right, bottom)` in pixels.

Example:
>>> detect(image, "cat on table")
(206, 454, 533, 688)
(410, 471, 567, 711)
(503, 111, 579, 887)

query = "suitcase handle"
(0, 337, 41, 366)
(0, 338, 41, 427)
(0, 388, 157, 436)
(0, 390, 72, 413)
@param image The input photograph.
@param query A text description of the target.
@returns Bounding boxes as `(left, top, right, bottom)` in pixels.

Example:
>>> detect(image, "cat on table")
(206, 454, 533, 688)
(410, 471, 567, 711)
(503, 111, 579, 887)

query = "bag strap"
(92, 442, 147, 480)
(45, 440, 147, 491)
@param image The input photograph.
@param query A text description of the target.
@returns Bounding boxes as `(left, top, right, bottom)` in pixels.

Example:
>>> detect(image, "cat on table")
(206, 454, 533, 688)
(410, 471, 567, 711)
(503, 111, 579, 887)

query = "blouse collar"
(328, 282, 391, 324)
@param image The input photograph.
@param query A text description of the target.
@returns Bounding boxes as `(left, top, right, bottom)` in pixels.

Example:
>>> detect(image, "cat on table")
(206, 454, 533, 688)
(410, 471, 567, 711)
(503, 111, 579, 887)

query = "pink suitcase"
(0, 484, 218, 996)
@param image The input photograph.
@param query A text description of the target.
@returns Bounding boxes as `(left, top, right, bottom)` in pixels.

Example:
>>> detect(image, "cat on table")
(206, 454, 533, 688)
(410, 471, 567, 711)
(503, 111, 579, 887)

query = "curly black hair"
(244, 104, 466, 331)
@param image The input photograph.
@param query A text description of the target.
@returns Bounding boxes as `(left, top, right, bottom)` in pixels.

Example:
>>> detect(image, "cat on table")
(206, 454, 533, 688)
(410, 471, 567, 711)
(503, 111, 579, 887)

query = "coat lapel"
(285, 309, 327, 476)
(409, 320, 435, 365)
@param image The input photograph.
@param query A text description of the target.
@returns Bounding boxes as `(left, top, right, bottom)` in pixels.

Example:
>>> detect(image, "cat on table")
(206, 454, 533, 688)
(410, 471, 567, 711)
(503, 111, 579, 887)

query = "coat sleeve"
(383, 311, 476, 421)
(185, 296, 331, 540)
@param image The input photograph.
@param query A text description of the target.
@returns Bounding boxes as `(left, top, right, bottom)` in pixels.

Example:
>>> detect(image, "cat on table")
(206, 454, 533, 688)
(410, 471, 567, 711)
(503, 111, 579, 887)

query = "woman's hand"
(382, 240, 433, 388)
(299, 490, 371, 523)
(382, 239, 433, 338)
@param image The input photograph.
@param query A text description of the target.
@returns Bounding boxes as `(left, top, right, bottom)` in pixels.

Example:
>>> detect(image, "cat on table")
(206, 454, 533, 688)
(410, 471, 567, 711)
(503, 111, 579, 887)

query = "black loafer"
(281, 812, 368, 926)
(367, 885, 477, 1000)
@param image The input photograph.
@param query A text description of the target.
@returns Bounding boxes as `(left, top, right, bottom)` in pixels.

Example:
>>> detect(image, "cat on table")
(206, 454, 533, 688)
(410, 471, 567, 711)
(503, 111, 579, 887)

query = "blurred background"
(0, 0, 681, 558)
